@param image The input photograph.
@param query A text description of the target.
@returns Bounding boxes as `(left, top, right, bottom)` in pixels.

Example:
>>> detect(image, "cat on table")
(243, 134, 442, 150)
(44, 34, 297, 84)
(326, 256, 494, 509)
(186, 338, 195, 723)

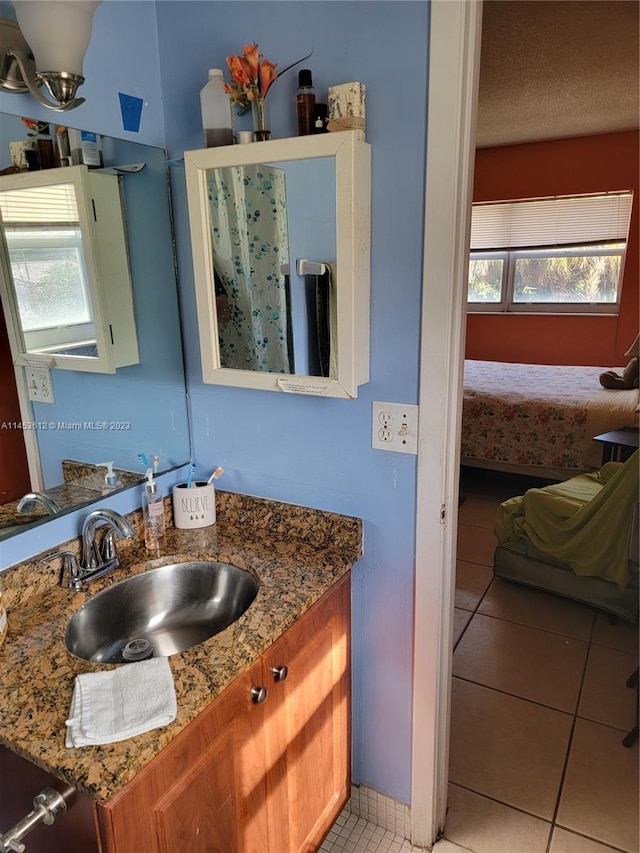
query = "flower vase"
(251, 97, 271, 142)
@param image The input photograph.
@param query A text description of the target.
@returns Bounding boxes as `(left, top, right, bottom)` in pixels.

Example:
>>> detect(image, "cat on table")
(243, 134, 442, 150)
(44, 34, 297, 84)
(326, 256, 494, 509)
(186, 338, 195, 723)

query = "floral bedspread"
(461, 360, 631, 472)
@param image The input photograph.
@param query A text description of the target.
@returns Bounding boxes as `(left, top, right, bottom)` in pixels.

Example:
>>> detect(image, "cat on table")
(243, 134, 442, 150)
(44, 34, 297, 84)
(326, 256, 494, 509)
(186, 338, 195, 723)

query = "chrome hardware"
(81, 508, 135, 571)
(251, 686, 268, 704)
(0, 786, 70, 852)
(16, 492, 61, 517)
(296, 258, 328, 277)
(43, 509, 135, 591)
(101, 528, 120, 562)
(41, 551, 82, 590)
(271, 665, 288, 683)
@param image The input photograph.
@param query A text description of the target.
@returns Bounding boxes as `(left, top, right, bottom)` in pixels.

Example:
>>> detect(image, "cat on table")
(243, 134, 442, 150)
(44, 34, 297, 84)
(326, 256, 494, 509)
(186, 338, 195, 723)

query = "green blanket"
(494, 450, 639, 589)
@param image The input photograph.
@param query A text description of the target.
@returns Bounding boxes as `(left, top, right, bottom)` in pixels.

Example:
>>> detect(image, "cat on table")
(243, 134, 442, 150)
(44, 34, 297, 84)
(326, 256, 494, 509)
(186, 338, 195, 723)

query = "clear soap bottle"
(142, 469, 165, 550)
(296, 69, 316, 136)
(200, 68, 234, 147)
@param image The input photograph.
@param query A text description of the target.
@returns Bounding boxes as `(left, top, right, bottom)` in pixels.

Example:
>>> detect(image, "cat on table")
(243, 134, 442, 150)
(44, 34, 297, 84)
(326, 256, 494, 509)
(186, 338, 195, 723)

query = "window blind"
(0, 183, 79, 226)
(470, 192, 633, 251)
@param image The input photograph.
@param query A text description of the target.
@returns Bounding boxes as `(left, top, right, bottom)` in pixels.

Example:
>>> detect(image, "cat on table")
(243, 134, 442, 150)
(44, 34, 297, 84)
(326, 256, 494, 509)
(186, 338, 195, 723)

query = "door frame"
(411, 0, 482, 846)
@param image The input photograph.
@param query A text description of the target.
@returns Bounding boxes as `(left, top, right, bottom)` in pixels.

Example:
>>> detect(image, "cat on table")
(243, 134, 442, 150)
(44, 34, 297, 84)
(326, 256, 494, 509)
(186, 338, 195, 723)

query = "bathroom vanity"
(0, 492, 362, 852)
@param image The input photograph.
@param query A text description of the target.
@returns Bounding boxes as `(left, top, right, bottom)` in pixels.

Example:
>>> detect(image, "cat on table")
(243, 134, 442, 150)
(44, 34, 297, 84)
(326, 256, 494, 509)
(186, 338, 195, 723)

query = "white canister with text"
(172, 482, 216, 529)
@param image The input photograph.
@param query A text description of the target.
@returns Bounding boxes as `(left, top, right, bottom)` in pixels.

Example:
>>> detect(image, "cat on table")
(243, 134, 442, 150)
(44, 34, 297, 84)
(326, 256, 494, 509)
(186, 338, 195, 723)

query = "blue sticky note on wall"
(118, 93, 144, 133)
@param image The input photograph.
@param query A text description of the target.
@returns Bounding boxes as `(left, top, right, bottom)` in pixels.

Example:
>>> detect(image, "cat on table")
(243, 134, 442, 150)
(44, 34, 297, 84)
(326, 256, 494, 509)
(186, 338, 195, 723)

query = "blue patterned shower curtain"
(207, 164, 291, 373)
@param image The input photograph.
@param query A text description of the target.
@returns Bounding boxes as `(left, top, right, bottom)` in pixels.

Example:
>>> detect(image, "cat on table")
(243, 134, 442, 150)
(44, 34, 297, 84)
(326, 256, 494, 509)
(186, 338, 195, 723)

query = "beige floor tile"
(453, 608, 473, 647)
(457, 497, 502, 531)
(592, 612, 639, 655)
(579, 644, 639, 731)
(455, 561, 494, 612)
(433, 840, 474, 853)
(556, 718, 640, 852)
(477, 578, 595, 641)
(449, 678, 572, 819)
(549, 827, 623, 852)
(444, 783, 551, 853)
(457, 524, 497, 567)
(453, 613, 588, 712)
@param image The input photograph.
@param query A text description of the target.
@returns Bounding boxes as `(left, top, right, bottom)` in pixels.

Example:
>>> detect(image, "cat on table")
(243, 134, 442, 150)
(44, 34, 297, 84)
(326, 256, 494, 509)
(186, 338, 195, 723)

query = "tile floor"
(320, 467, 639, 853)
(448, 467, 639, 853)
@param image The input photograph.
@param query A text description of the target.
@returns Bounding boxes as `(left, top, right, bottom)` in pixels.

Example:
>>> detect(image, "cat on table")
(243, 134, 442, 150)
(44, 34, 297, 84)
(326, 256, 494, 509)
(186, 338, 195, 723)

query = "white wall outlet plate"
(372, 401, 419, 454)
(26, 367, 55, 404)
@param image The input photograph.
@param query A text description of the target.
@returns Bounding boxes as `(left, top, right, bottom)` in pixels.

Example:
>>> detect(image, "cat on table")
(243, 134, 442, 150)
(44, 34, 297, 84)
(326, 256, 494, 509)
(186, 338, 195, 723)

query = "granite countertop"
(0, 492, 362, 805)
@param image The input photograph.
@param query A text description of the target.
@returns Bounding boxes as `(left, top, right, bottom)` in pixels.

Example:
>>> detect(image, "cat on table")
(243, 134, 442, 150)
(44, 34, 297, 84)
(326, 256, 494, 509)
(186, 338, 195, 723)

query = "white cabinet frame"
(0, 165, 138, 374)
(184, 131, 371, 398)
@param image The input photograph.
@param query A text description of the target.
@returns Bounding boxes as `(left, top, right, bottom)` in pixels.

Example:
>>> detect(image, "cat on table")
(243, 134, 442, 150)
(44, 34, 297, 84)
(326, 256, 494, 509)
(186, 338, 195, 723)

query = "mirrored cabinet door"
(185, 131, 371, 398)
(0, 165, 138, 374)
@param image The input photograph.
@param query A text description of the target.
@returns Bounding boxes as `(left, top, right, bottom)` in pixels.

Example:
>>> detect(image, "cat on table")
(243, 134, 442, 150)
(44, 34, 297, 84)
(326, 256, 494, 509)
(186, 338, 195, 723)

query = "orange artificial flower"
(259, 60, 278, 97)
(226, 54, 251, 87)
(223, 43, 312, 115)
(242, 43, 261, 77)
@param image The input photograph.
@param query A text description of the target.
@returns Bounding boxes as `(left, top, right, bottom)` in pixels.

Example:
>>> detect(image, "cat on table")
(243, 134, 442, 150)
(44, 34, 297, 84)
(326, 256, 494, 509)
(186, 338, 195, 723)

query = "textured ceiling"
(477, 0, 640, 148)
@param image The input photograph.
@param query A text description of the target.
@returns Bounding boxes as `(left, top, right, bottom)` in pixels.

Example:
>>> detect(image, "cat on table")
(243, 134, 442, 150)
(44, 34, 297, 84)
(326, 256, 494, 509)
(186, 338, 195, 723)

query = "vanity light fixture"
(0, 1, 101, 111)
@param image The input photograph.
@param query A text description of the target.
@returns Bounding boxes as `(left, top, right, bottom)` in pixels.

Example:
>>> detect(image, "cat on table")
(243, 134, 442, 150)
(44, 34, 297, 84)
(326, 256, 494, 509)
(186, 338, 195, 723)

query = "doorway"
(412, 1, 639, 849)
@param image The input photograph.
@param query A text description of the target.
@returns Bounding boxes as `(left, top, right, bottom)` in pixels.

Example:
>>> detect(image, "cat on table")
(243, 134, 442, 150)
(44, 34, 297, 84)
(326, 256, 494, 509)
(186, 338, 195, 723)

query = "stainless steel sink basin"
(65, 561, 259, 663)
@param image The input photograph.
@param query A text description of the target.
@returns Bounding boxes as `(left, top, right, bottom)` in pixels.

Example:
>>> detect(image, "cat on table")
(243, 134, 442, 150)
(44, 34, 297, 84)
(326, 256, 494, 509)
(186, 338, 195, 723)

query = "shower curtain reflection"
(207, 164, 292, 373)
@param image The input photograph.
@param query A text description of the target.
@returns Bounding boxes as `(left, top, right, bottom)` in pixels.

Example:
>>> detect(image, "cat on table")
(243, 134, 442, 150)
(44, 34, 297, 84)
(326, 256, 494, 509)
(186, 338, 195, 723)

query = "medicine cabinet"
(184, 130, 371, 398)
(0, 165, 138, 374)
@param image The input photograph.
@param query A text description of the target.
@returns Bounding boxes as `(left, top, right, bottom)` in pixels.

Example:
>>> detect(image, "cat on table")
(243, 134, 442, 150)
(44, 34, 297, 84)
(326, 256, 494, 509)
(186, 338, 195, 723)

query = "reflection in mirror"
(186, 131, 370, 398)
(0, 166, 138, 370)
(3, 181, 98, 357)
(208, 157, 336, 376)
(0, 114, 190, 540)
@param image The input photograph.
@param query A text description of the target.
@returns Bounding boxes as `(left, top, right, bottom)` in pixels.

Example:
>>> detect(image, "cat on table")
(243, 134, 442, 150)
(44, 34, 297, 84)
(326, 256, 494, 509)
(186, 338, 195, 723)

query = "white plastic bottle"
(200, 69, 234, 147)
(142, 469, 165, 550)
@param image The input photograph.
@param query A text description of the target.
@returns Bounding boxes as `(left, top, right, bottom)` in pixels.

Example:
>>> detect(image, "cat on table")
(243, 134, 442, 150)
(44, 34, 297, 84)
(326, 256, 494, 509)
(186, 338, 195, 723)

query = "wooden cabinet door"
(98, 574, 351, 853)
(99, 661, 269, 853)
(263, 575, 351, 853)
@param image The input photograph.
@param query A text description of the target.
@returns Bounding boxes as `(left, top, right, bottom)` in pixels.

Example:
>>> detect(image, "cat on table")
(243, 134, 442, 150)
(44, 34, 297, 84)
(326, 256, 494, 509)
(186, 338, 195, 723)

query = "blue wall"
(156, 1, 429, 802)
(0, 1, 166, 146)
(0, 0, 430, 804)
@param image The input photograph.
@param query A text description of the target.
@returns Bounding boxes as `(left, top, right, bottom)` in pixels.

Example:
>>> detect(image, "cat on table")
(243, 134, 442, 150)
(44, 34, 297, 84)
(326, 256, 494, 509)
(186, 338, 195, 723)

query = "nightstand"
(593, 427, 640, 464)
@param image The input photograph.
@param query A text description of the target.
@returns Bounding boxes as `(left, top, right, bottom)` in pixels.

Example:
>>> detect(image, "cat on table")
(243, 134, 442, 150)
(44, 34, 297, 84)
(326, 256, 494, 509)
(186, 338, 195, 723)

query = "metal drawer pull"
(250, 686, 268, 704)
(271, 665, 288, 682)
(0, 787, 69, 852)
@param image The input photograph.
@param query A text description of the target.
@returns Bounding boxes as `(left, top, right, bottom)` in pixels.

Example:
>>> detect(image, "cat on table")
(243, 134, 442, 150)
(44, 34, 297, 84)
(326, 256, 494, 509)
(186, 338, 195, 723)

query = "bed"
(461, 360, 640, 480)
(493, 453, 639, 622)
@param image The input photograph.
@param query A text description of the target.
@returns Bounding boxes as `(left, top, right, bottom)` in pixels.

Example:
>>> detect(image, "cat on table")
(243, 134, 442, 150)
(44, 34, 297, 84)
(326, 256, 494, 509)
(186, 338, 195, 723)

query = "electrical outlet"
(372, 402, 419, 454)
(26, 367, 55, 404)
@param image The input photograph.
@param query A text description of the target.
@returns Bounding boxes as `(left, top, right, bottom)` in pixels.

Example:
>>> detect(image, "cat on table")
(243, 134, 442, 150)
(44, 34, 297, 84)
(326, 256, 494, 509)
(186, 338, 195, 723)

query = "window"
(467, 192, 633, 313)
(0, 181, 96, 353)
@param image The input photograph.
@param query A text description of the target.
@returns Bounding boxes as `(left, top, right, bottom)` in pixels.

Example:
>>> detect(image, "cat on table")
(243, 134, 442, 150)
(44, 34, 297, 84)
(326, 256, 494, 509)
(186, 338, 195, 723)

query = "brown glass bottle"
(297, 69, 316, 136)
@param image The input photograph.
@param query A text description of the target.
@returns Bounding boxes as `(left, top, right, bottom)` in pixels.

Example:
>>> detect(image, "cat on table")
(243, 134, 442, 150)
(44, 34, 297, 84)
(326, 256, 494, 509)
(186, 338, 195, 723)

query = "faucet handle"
(42, 552, 82, 590)
(101, 529, 120, 562)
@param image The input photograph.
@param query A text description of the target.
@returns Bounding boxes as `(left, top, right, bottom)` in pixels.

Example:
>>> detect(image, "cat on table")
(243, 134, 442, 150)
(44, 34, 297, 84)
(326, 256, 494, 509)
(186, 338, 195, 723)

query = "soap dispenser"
(142, 468, 165, 550)
(98, 461, 123, 495)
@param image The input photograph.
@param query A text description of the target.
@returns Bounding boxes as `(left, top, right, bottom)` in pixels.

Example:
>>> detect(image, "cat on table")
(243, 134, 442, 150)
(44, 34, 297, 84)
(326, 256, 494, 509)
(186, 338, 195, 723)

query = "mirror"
(0, 113, 190, 540)
(185, 131, 371, 398)
(0, 166, 138, 372)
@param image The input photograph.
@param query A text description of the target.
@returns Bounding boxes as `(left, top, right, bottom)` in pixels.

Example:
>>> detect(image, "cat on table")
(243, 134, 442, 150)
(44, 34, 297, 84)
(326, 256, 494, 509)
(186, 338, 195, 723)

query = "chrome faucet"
(42, 508, 136, 590)
(17, 492, 62, 516)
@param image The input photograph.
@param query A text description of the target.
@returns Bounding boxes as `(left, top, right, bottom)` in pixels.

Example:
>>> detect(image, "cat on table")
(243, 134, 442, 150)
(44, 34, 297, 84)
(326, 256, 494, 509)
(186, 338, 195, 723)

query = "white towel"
(65, 657, 177, 748)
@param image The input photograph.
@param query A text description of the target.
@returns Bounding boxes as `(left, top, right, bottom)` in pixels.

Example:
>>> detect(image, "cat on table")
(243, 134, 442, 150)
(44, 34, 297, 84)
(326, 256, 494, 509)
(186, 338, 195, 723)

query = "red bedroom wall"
(466, 131, 639, 367)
